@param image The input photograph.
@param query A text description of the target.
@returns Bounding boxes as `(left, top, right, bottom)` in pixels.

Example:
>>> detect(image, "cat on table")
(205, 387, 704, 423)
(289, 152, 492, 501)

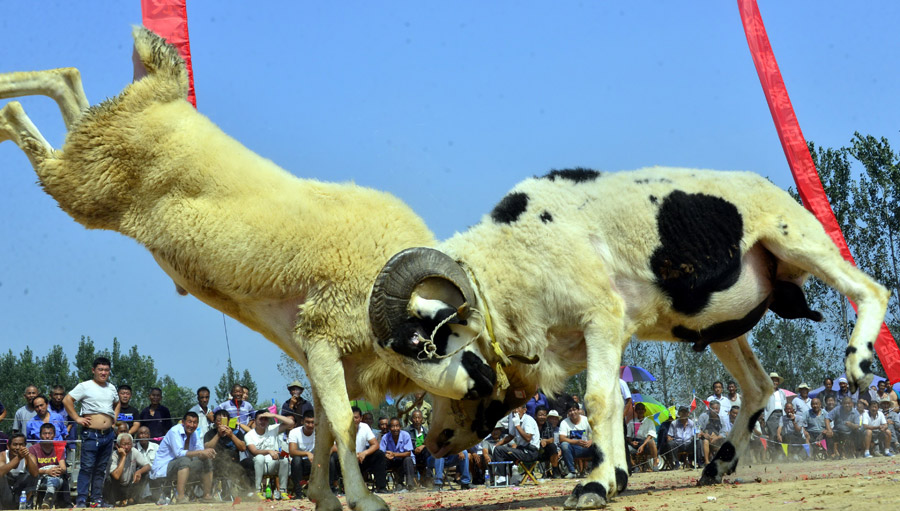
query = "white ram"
(0, 28, 498, 511)
(369, 167, 890, 509)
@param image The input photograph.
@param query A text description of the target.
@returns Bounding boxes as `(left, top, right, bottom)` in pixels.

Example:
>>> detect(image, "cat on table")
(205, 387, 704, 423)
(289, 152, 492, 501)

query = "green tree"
(749, 315, 831, 390)
(276, 352, 313, 405)
(157, 375, 196, 419)
(213, 361, 259, 406)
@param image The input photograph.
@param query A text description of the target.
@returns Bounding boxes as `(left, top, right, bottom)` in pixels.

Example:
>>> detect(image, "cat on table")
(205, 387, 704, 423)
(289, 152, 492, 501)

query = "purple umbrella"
(621, 365, 656, 382)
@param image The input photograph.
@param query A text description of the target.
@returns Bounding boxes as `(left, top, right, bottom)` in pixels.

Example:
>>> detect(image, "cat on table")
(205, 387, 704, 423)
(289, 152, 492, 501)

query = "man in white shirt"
(107, 432, 151, 506)
(149, 412, 216, 504)
(135, 426, 160, 466)
(862, 400, 895, 457)
(287, 411, 315, 498)
(63, 356, 120, 508)
(244, 410, 294, 500)
(188, 387, 213, 437)
(492, 405, 540, 484)
(792, 383, 812, 417)
(558, 402, 592, 478)
(764, 372, 787, 442)
(337, 406, 388, 493)
(707, 381, 732, 415)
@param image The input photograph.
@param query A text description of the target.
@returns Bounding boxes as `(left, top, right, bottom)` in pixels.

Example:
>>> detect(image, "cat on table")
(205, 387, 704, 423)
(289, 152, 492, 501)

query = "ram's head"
(369, 247, 497, 401)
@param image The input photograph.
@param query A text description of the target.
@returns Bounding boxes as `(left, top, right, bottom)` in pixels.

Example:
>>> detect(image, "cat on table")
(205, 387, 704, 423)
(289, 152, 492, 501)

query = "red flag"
(53, 441, 66, 461)
(737, 0, 900, 383)
(760, 438, 768, 451)
(141, 0, 196, 108)
(689, 397, 697, 412)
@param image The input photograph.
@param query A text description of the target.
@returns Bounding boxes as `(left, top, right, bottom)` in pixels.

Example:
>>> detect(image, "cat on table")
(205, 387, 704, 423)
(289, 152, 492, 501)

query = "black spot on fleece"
(650, 191, 744, 316)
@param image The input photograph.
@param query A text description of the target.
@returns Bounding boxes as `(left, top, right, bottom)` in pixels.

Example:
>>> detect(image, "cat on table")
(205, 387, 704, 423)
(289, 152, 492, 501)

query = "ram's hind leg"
(0, 68, 90, 129)
(0, 101, 53, 167)
(761, 210, 890, 393)
(699, 335, 772, 485)
(564, 308, 630, 510)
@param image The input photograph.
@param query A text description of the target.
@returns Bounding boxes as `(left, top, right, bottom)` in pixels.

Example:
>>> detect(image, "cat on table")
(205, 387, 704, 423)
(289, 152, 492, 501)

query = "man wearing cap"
(792, 383, 812, 416)
(875, 380, 899, 413)
(534, 406, 561, 478)
(878, 398, 900, 453)
(281, 381, 313, 422)
(764, 372, 788, 454)
(836, 377, 856, 404)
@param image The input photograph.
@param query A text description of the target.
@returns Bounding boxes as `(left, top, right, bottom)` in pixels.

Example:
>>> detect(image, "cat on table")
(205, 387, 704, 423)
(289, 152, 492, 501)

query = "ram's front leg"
(564, 318, 629, 510)
(307, 387, 342, 511)
(699, 335, 772, 485)
(304, 341, 387, 511)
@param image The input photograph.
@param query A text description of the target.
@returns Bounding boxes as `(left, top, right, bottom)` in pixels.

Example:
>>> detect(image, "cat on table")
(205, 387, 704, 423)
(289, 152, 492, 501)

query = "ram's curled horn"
(369, 247, 476, 344)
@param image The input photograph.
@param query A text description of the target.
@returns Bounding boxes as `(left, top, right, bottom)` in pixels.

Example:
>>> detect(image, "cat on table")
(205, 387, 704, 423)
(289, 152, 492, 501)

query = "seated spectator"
(534, 406, 561, 478)
(626, 403, 661, 471)
(187, 387, 212, 438)
(29, 423, 69, 509)
(494, 405, 541, 484)
(361, 413, 375, 431)
(12, 386, 39, 435)
(696, 401, 726, 435)
(776, 402, 807, 459)
(379, 418, 415, 492)
(876, 380, 899, 413)
(656, 414, 675, 468)
(106, 433, 150, 506)
(115, 385, 140, 436)
(213, 384, 256, 430)
(836, 377, 856, 404)
(526, 391, 549, 419)
(204, 410, 248, 499)
(802, 398, 832, 456)
(0, 433, 38, 509)
(135, 426, 159, 467)
(405, 410, 430, 484)
(699, 402, 727, 466)
(115, 422, 130, 436)
(792, 383, 812, 417)
(827, 396, 862, 459)
(25, 395, 67, 443)
(398, 391, 431, 428)
(244, 410, 293, 499)
(139, 388, 172, 443)
(856, 398, 869, 418)
(280, 382, 313, 424)
(149, 412, 216, 504)
(287, 411, 314, 499)
(819, 377, 837, 408)
(667, 406, 696, 468)
(559, 402, 592, 478)
(375, 417, 389, 445)
(46, 387, 73, 449)
(861, 399, 894, 457)
(824, 395, 838, 414)
(466, 443, 485, 485)
(880, 398, 900, 453)
(329, 407, 387, 494)
(429, 451, 471, 491)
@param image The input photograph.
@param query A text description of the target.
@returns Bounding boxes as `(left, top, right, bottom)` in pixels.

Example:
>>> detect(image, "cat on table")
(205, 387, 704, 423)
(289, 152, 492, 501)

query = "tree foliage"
(213, 360, 260, 407)
(0, 336, 195, 433)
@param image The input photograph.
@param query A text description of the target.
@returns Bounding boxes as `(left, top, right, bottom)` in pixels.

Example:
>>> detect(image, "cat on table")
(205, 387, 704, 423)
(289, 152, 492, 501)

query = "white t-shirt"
(136, 441, 159, 465)
(355, 422, 376, 453)
(109, 449, 150, 484)
(559, 416, 593, 442)
(862, 411, 887, 428)
(69, 380, 118, 419)
(244, 424, 283, 452)
(506, 413, 541, 450)
(287, 427, 316, 454)
(619, 380, 631, 401)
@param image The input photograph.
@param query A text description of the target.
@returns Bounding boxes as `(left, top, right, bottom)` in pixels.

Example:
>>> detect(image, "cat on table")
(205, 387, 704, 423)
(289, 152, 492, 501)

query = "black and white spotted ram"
(369, 167, 889, 509)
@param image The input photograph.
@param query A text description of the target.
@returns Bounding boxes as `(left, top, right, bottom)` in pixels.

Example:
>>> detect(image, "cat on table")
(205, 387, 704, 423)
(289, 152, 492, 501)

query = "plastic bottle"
(18, 491, 27, 509)
(484, 469, 490, 488)
(264, 485, 272, 500)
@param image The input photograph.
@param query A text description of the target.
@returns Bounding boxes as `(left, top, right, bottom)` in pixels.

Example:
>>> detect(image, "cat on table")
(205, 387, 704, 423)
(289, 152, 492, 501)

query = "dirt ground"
(127, 456, 899, 511)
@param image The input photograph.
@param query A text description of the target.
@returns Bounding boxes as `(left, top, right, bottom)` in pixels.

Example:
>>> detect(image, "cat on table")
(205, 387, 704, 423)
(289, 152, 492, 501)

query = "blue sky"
(2, 1, 898, 405)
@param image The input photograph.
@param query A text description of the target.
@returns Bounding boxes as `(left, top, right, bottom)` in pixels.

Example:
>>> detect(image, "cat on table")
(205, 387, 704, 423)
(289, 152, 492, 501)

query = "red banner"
(737, 0, 900, 383)
(141, 0, 196, 108)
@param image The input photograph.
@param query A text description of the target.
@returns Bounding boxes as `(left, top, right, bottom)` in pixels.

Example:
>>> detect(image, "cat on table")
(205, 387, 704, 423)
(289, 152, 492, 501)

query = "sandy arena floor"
(123, 456, 899, 511)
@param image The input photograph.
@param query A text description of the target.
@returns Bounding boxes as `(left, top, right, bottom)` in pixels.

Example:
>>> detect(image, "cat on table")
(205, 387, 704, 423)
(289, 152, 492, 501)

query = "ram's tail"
(131, 26, 189, 103)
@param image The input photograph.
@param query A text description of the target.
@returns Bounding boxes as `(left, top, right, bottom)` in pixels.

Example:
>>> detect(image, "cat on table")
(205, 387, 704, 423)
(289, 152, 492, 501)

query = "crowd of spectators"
(3, 364, 898, 508)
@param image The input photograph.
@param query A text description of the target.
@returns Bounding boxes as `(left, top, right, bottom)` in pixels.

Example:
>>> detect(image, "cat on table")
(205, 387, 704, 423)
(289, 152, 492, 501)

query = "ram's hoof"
(563, 482, 609, 509)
